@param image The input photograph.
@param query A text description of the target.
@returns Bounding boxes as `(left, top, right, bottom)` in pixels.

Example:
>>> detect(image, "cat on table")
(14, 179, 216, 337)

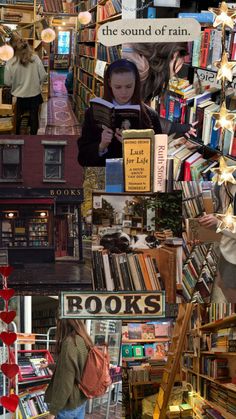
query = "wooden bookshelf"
(181, 305, 236, 419)
(73, 0, 122, 122)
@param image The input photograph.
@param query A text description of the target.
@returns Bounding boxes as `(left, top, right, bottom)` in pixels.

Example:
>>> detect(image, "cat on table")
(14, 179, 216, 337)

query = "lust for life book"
(90, 97, 141, 130)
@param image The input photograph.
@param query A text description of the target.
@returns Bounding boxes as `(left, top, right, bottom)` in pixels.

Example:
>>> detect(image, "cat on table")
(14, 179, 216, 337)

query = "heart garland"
(0, 266, 19, 413)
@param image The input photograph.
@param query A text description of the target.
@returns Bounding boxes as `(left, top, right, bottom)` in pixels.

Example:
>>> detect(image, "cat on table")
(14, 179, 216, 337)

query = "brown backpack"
(79, 345, 112, 398)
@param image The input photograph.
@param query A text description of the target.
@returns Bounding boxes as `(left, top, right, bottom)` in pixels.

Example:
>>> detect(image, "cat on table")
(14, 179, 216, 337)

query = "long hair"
(55, 318, 93, 354)
(103, 58, 141, 105)
(103, 58, 155, 130)
(10, 32, 34, 66)
(131, 42, 188, 101)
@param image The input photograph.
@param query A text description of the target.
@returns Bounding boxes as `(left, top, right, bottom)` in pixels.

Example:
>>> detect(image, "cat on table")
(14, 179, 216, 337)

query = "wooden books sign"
(60, 291, 165, 319)
(123, 129, 154, 193)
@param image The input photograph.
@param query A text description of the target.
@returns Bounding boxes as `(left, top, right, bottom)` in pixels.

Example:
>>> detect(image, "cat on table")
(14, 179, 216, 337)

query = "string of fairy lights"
(1, 1, 236, 231)
(207, 2, 236, 233)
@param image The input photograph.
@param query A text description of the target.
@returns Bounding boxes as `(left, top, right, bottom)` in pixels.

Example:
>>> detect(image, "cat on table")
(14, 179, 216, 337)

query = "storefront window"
(44, 146, 63, 179)
(1, 145, 21, 179)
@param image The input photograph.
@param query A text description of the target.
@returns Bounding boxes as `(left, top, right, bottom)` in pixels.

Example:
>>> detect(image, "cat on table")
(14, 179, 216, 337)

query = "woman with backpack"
(45, 319, 93, 419)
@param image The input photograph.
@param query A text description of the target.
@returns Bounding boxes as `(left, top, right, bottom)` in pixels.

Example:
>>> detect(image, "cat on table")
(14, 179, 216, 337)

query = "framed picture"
(122, 220, 132, 228)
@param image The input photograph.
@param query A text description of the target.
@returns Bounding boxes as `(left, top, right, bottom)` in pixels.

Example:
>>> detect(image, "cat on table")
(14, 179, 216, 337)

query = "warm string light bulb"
(214, 51, 236, 82)
(216, 204, 236, 233)
(41, 27, 56, 43)
(78, 11, 92, 25)
(209, 1, 236, 29)
(211, 156, 236, 185)
(0, 37, 14, 61)
(212, 101, 236, 133)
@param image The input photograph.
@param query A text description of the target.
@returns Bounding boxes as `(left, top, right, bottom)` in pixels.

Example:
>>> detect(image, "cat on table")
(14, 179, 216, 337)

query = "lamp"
(78, 2, 92, 25)
(41, 19, 56, 43)
(78, 11, 92, 25)
(0, 36, 14, 61)
(216, 204, 236, 233)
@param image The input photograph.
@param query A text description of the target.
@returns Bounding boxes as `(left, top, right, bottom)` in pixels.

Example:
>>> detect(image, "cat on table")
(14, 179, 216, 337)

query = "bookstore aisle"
(0, 295, 122, 419)
(122, 303, 236, 419)
(0, 0, 122, 134)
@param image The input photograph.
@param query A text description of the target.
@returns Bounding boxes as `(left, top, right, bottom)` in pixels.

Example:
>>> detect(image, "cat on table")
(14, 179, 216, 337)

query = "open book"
(90, 97, 141, 130)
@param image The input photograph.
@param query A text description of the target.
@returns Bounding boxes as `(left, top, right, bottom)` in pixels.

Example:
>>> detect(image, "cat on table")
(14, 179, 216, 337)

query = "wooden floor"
(85, 403, 122, 418)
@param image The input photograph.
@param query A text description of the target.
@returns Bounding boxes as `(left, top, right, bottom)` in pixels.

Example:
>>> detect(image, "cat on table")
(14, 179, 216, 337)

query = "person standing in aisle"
(45, 319, 92, 419)
(78, 58, 163, 166)
(198, 184, 236, 301)
(122, 42, 198, 138)
(4, 33, 47, 135)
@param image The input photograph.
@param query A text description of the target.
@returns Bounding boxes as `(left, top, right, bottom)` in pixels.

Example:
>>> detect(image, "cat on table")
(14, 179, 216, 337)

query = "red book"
(184, 152, 202, 181)
(200, 28, 212, 68)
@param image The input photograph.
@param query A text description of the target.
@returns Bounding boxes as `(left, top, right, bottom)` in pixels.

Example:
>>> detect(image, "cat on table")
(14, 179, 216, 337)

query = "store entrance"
(55, 215, 68, 257)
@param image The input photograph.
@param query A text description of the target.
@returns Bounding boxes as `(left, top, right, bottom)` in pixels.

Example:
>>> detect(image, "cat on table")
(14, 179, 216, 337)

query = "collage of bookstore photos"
(1, 1, 236, 419)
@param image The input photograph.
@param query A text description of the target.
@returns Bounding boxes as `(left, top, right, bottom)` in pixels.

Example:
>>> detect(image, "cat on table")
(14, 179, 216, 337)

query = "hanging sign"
(60, 291, 165, 319)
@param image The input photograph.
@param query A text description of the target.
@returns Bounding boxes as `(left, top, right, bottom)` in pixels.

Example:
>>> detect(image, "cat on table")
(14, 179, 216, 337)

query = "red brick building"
(0, 135, 84, 263)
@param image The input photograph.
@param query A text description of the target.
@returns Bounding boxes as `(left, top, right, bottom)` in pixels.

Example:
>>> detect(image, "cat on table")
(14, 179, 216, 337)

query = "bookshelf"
(74, 0, 122, 122)
(181, 304, 236, 419)
(175, 181, 219, 303)
(122, 320, 173, 418)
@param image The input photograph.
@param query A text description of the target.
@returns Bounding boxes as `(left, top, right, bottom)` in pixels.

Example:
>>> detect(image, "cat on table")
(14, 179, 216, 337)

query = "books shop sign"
(60, 291, 165, 319)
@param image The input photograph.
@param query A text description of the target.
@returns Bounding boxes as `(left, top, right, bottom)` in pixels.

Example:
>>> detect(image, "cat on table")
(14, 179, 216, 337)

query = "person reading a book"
(78, 58, 162, 166)
(4, 32, 47, 135)
(122, 42, 198, 139)
(198, 184, 236, 301)
(45, 319, 92, 419)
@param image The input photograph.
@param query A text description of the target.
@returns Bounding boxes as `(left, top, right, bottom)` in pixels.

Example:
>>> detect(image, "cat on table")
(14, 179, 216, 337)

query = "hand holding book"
(198, 214, 218, 229)
(99, 125, 114, 152)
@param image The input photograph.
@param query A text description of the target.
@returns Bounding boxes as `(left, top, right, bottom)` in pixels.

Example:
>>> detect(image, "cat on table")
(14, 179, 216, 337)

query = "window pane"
(3, 148, 20, 164)
(45, 165, 61, 179)
(57, 31, 70, 55)
(45, 148, 61, 163)
(3, 165, 20, 179)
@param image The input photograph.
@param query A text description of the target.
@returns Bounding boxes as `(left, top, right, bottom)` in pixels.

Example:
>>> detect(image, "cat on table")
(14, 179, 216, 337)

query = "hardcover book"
(90, 97, 141, 130)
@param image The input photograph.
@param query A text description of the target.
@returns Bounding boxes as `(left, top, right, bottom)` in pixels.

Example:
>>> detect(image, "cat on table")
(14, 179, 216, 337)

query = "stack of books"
(179, 403, 193, 418)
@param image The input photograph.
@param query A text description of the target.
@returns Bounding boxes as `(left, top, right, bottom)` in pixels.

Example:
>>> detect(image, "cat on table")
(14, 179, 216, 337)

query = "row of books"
(201, 357, 229, 379)
(204, 303, 236, 323)
(0, 8, 23, 22)
(94, 79, 104, 97)
(192, 395, 224, 419)
(124, 322, 170, 340)
(192, 28, 236, 68)
(203, 381, 236, 416)
(183, 193, 205, 219)
(97, 43, 121, 63)
(19, 389, 49, 419)
(92, 249, 163, 291)
(76, 82, 93, 105)
(122, 342, 167, 359)
(97, 0, 121, 22)
(43, 0, 75, 13)
(78, 70, 93, 91)
(78, 44, 95, 57)
(125, 360, 166, 384)
(182, 244, 217, 302)
(79, 56, 95, 75)
(84, 0, 98, 10)
(79, 28, 96, 42)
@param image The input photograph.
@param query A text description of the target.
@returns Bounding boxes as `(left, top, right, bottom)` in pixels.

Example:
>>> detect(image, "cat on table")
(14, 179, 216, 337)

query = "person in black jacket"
(78, 59, 163, 167)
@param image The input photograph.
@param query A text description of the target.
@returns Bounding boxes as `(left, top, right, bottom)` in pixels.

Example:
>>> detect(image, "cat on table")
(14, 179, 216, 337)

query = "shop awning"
(0, 199, 54, 205)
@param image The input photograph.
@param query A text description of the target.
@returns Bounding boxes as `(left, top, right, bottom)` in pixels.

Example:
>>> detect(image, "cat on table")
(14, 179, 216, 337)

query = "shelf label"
(194, 68, 236, 90)
(60, 291, 165, 319)
(95, 60, 107, 78)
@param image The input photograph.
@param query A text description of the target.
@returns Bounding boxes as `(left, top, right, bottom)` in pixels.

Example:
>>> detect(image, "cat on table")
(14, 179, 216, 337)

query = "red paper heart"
(0, 267, 14, 278)
(0, 289, 15, 301)
(0, 394, 19, 412)
(0, 311, 16, 324)
(1, 363, 19, 379)
(0, 332, 17, 346)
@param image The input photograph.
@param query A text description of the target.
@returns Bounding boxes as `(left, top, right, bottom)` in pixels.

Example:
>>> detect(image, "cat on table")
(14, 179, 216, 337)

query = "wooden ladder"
(153, 303, 193, 419)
